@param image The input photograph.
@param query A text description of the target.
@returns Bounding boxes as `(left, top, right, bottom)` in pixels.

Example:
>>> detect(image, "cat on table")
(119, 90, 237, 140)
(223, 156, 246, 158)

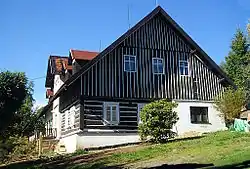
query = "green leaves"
(214, 87, 247, 126)
(138, 99, 178, 143)
(0, 71, 30, 137)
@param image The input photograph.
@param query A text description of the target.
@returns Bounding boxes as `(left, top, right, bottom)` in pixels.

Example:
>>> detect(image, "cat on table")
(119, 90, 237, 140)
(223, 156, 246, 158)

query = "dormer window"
(179, 55, 189, 76)
(152, 58, 164, 74)
(124, 55, 136, 72)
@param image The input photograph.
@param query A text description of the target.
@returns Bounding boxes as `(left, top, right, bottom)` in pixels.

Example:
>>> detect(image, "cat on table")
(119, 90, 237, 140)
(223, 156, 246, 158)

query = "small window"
(190, 107, 209, 124)
(103, 102, 119, 125)
(124, 55, 136, 72)
(137, 103, 146, 124)
(152, 58, 164, 74)
(179, 56, 189, 75)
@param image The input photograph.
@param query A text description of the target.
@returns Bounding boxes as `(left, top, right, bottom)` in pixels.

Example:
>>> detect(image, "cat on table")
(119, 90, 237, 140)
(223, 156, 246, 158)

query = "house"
(42, 6, 234, 153)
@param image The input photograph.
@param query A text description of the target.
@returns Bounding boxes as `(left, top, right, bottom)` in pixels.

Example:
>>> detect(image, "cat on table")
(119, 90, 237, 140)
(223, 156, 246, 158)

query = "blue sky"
(0, 0, 249, 106)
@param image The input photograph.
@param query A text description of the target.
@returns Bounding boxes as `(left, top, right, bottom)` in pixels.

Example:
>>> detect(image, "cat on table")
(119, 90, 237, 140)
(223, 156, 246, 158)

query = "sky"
(0, 0, 249, 107)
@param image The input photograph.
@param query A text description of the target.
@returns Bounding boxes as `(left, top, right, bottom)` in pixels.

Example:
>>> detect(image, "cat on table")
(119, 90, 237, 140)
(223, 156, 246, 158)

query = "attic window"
(179, 55, 189, 76)
(124, 55, 136, 72)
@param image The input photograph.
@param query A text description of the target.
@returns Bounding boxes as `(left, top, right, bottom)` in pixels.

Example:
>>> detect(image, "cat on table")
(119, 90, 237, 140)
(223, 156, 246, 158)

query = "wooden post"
(38, 132, 42, 157)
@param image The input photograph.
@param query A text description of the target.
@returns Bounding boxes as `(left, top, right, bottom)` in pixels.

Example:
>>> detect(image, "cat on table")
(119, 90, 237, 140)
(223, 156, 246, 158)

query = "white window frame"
(65, 110, 69, 129)
(124, 55, 137, 72)
(179, 59, 189, 76)
(137, 103, 146, 124)
(103, 102, 120, 125)
(152, 58, 164, 74)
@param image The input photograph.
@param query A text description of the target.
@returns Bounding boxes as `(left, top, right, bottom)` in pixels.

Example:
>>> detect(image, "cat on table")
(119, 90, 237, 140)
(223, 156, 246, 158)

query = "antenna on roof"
(155, 0, 159, 6)
(127, 4, 131, 29)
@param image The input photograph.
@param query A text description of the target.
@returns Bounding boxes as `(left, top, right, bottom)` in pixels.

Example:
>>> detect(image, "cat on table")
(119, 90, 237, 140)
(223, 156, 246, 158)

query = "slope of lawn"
(3, 131, 250, 169)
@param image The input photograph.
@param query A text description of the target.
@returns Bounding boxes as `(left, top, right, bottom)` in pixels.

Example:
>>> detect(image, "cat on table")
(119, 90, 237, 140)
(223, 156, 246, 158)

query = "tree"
(138, 99, 178, 143)
(0, 71, 30, 135)
(214, 87, 247, 126)
(222, 29, 249, 89)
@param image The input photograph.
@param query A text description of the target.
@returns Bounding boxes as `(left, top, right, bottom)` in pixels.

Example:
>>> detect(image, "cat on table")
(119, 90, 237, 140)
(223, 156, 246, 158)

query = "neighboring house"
(42, 6, 234, 153)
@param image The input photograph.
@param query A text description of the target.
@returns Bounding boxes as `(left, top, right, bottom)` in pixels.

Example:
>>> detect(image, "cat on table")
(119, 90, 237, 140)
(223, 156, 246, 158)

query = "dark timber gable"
(79, 13, 225, 100)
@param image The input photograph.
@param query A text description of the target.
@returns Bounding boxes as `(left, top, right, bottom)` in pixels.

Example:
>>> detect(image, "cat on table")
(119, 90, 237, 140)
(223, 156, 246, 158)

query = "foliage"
(221, 28, 250, 107)
(214, 87, 247, 125)
(0, 71, 30, 135)
(72, 149, 88, 156)
(0, 136, 37, 164)
(138, 99, 178, 143)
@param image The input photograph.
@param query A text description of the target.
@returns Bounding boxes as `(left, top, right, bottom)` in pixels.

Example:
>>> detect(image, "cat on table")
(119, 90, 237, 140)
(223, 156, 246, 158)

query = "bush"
(138, 99, 179, 143)
(214, 87, 247, 126)
(0, 136, 37, 164)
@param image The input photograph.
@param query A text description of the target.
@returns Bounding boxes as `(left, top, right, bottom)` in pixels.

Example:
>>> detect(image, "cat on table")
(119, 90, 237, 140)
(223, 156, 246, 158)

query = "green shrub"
(138, 99, 179, 143)
(0, 136, 37, 164)
(72, 148, 88, 156)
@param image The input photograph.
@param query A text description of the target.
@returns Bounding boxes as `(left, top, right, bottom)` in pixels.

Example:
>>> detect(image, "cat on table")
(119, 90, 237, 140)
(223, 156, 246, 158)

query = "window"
(137, 103, 146, 124)
(152, 58, 164, 74)
(190, 107, 209, 124)
(179, 55, 189, 76)
(68, 107, 75, 127)
(103, 102, 119, 125)
(124, 55, 136, 72)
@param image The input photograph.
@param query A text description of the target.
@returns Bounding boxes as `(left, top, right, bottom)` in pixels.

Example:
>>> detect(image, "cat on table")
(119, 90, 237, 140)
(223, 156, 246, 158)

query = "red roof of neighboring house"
(70, 49, 99, 60)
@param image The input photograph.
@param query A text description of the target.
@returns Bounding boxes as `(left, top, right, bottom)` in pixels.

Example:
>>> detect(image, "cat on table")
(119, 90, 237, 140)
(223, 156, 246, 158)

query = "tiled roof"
(70, 49, 99, 60)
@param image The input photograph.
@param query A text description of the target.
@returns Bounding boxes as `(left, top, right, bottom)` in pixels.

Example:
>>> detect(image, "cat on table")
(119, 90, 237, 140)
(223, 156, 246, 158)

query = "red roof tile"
(46, 89, 53, 98)
(70, 49, 99, 60)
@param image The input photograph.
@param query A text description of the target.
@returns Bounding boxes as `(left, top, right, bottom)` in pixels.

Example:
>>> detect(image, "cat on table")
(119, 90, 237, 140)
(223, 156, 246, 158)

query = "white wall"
(53, 75, 64, 94)
(59, 134, 78, 153)
(174, 101, 226, 135)
(52, 97, 61, 139)
(76, 133, 140, 149)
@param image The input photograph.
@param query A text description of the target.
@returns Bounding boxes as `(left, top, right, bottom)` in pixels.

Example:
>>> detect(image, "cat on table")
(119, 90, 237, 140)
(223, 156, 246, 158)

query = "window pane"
(107, 110, 111, 121)
(125, 55, 129, 61)
(130, 56, 135, 62)
(158, 59, 163, 64)
(158, 64, 163, 73)
(112, 107, 117, 122)
(180, 67, 184, 75)
(130, 62, 136, 71)
(153, 59, 158, 64)
(184, 62, 188, 67)
(125, 62, 130, 71)
(153, 64, 158, 73)
(185, 67, 189, 75)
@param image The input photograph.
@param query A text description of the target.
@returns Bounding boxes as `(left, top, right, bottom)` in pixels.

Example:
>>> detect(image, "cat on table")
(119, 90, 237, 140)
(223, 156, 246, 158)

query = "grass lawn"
(2, 131, 250, 169)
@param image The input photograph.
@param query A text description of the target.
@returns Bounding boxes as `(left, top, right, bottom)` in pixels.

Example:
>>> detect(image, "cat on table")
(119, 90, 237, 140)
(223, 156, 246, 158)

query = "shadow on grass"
(146, 163, 214, 169)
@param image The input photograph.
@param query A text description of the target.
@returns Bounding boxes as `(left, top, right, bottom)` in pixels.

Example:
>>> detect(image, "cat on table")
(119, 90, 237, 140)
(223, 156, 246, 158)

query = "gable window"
(190, 107, 209, 124)
(124, 55, 136, 72)
(152, 58, 164, 74)
(138, 103, 146, 124)
(179, 55, 189, 76)
(103, 102, 119, 125)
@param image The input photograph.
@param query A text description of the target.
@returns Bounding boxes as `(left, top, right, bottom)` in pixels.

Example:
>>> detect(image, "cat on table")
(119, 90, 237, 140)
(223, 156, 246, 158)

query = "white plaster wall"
(59, 134, 78, 153)
(174, 101, 226, 135)
(76, 133, 140, 149)
(52, 97, 61, 139)
(53, 75, 64, 94)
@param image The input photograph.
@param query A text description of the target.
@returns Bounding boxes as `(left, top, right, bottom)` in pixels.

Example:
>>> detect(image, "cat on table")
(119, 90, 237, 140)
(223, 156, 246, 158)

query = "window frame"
(152, 57, 165, 74)
(103, 102, 120, 125)
(179, 59, 189, 76)
(137, 103, 146, 124)
(190, 106, 209, 124)
(124, 55, 137, 72)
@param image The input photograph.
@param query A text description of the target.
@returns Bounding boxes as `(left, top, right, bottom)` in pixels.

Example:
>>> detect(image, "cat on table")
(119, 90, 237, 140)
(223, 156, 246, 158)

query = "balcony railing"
(43, 128, 57, 139)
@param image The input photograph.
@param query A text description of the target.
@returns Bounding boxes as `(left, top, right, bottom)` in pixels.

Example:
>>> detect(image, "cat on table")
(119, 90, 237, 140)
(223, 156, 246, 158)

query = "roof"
(45, 5, 236, 110)
(70, 49, 99, 60)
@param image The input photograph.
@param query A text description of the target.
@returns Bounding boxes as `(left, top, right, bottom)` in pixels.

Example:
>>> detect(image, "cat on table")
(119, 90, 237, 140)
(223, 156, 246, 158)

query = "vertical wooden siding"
(80, 13, 225, 101)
